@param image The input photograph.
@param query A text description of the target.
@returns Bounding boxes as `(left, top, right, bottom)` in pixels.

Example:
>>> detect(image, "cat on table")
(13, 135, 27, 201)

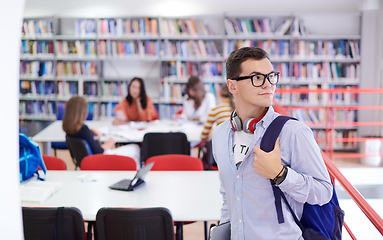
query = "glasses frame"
(232, 72, 280, 87)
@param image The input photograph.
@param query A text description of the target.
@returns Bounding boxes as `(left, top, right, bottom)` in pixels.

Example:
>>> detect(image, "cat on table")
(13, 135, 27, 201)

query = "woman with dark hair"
(174, 76, 216, 123)
(113, 77, 158, 125)
(63, 96, 141, 168)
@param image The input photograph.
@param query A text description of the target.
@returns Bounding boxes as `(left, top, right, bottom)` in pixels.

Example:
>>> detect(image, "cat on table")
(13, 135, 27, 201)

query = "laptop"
(109, 162, 155, 191)
(209, 221, 230, 240)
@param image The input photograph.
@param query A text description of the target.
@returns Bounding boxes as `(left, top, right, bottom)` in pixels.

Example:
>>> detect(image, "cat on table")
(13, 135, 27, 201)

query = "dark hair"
(186, 76, 206, 108)
(126, 77, 148, 109)
(62, 96, 88, 135)
(226, 47, 270, 80)
(220, 84, 235, 110)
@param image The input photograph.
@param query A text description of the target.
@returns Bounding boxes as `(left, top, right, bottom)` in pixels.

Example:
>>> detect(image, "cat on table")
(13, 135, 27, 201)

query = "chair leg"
(54, 148, 57, 156)
(175, 222, 183, 240)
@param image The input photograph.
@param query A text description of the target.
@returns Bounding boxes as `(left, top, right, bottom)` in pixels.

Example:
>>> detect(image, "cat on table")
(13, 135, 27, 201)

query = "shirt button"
(231, 152, 233, 155)
(237, 175, 239, 179)
(239, 220, 242, 223)
(237, 197, 240, 201)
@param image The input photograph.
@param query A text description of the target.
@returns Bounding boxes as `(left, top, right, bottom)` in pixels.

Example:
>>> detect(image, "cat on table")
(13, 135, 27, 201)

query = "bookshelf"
(19, 13, 362, 150)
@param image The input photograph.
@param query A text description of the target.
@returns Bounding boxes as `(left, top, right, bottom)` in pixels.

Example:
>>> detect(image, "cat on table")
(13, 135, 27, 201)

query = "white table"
(32, 120, 204, 154)
(22, 170, 222, 222)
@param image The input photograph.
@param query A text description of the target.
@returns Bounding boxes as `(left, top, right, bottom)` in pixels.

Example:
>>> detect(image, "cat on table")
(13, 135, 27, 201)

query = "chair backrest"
(95, 207, 174, 240)
(146, 154, 203, 171)
(22, 207, 86, 240)
(42, 155, 67, 170)
(66, 135, 93, 169)
(141, 132, 190, 165)
(198, 140, 218, 170)
(80, 154, 137, 171)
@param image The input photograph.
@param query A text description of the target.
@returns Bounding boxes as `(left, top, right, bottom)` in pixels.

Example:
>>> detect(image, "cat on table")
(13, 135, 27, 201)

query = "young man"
(212, 47, 333, 239)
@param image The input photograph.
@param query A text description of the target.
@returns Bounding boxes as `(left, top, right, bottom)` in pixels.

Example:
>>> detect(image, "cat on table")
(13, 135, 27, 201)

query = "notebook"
(209, 221, 230, 240)
(109, 162, 155, 191)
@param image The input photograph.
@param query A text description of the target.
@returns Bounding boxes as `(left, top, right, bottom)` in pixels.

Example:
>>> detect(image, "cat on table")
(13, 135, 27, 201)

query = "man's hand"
(253, 138, 283, 179)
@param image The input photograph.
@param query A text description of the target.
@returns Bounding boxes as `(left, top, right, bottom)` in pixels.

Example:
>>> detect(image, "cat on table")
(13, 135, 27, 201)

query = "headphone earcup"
(243, 118, 257, 134)
(230, 115, 242, 132)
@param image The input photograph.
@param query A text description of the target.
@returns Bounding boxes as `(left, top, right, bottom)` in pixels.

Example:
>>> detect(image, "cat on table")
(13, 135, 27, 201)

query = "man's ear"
(227, 80, 236, 94)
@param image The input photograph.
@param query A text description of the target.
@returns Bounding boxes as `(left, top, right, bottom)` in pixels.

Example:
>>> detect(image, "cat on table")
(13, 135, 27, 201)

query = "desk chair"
(145, 154, 203, 240)
(66, 135, 93, 169)
(80, 154, 137, 171)
(22, 207, 86, 240)
(95, 207, 174, 240)
(198, 140, 218, 170)
(141, 132, 190, 166)
(146, 154, 203, 171)
(42, 155, 67, 170)
(51, 141, 68, 157)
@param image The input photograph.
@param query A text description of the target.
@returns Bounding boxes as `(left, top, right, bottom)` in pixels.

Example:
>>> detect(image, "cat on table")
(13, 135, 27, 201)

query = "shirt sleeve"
(278, 123, 333, 205)
(199, 93, 216, 123)
(201, 107, 217, 140)
(113, 99, 129, 121)
(74, 125, 104, 154)
(212, 136, 230, 223)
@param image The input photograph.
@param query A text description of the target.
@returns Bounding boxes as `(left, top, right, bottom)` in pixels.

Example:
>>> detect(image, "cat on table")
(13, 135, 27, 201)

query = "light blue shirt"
(212, 106, 333, 240)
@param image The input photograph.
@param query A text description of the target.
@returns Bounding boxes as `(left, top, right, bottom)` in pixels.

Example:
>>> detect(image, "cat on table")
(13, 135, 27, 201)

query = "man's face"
(231, 58, 275, 109)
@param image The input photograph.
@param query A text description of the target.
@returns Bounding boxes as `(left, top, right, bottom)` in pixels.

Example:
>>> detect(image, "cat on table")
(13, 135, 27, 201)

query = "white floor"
(337, 168, 383, 240)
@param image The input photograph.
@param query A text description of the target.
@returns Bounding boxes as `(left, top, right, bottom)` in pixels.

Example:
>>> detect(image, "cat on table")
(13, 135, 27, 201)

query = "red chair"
(41, 155, 67, 170)
(145, 154, 203, 240)
(80, 154, 137, 171)
(146, 154, 203, 171)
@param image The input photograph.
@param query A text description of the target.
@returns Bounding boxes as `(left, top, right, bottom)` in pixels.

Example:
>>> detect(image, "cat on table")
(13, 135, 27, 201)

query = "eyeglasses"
(232, 72, 280, 87)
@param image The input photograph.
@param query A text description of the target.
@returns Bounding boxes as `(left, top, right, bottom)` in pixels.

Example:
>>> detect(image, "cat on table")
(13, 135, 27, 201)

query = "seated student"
(62, 96, 140, 168)
(201, 84, 234, 141)
(113, 77, 158, 125)
(173, 76, 216, 123)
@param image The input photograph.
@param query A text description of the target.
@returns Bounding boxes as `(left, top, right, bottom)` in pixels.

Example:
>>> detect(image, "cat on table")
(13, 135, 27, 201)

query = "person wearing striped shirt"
(201, 84, 234, 141)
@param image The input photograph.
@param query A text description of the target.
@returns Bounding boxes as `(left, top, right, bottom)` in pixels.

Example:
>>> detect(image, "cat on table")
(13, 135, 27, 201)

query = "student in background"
(63, 96, 140, 168)
(173, 76, 216, 123)
(201, 84, 234, 141)
(113, 77, 158, 125)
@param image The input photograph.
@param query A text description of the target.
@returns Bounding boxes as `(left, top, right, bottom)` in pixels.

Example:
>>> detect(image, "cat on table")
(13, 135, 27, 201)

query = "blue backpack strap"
(260, 115, 297, 225)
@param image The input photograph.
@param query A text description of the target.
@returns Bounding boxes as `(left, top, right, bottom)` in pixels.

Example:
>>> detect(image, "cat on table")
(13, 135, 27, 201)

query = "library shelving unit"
(19, 13, 363, 151)
(223, 13, 362, 152)
(158, 16, 226, 119)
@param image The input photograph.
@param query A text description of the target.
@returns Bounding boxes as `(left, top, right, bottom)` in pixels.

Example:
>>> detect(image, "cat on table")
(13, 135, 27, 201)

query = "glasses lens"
(252, 75, 265, 87)
(268, 73, 279, 84)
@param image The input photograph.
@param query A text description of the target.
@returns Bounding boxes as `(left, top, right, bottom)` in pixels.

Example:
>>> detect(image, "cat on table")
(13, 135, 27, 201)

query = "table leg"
(175, 222, 184, 240)
(87, 221, 94, 240)
(204, 221, 208, 240)
(42, 142, 51, 155)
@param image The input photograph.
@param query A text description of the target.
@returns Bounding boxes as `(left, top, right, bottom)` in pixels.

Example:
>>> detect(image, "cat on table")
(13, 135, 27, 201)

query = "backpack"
(261, 116, 344, 240)
(19, 133, 47, 182)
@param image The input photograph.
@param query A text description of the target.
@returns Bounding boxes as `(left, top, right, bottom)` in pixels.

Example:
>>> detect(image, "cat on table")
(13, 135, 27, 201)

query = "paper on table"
(20, 180, 63, 204)
(96, 126, 109, 135)
(129, 121, 149, 129)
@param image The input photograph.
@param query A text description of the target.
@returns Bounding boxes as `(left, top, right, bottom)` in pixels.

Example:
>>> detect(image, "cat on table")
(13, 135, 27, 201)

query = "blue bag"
(261, 116, 344, 240)
(19, 133, 47, 182)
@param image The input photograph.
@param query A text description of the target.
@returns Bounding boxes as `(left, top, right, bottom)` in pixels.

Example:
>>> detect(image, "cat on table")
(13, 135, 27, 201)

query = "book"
(20, 180, 63, 204)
